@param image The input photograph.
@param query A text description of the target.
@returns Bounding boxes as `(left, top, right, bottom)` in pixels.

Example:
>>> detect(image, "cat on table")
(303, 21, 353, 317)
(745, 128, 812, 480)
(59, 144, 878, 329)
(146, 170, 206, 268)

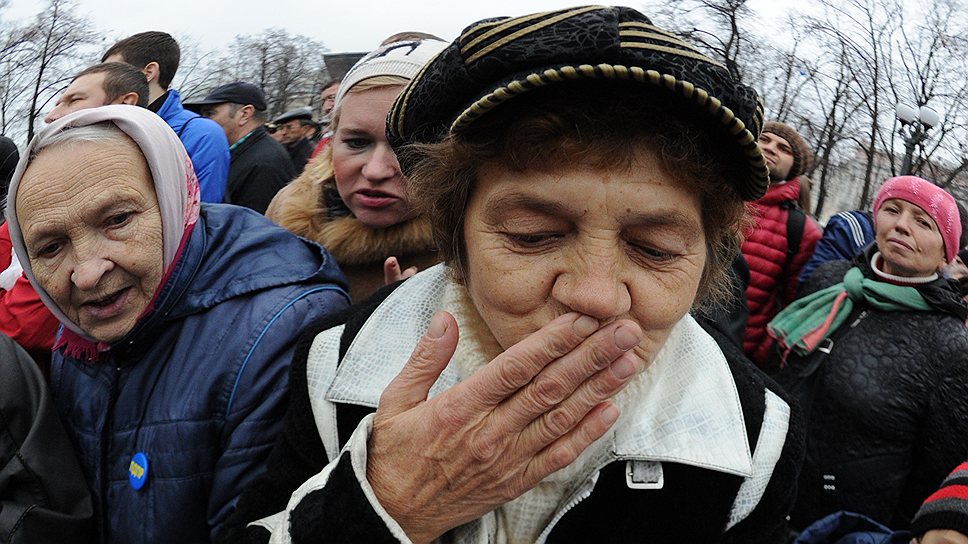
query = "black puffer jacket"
(770, 246, 968, 531)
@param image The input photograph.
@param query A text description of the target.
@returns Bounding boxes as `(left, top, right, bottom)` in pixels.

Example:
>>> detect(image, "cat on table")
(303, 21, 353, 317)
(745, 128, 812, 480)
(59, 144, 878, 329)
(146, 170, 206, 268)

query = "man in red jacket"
(741, 121, 821, 368)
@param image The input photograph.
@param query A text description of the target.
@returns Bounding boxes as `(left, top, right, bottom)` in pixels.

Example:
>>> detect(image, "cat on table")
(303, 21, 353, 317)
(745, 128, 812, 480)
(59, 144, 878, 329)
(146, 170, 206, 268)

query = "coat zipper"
(99, 366, 122, 544)
(534, 471, 600, 543)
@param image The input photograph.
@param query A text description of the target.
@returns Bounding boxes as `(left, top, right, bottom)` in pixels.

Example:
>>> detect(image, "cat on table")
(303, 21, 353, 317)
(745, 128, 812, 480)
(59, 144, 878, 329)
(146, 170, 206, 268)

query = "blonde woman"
(266, 39, 446, 302)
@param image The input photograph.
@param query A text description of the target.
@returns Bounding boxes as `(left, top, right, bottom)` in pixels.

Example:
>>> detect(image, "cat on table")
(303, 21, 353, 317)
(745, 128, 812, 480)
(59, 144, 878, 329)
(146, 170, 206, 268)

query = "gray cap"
(184, 82, 268, 111)
(272, 106, 314, 124)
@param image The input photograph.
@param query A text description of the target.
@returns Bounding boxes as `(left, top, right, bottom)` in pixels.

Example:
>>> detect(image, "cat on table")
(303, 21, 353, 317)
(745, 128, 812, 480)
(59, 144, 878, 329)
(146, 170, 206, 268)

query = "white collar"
(871, 251, 939, 284)
(326, 264, 753, 477)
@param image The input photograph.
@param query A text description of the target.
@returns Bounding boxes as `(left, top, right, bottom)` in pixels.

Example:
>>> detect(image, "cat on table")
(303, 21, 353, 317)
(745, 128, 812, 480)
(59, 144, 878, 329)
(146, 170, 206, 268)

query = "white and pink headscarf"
(5, 105, 201, 342)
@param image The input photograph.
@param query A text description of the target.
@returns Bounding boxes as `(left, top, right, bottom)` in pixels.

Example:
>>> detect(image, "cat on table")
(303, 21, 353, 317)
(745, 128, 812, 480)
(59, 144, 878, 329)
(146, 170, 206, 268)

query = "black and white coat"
(230, 265, 804, 544)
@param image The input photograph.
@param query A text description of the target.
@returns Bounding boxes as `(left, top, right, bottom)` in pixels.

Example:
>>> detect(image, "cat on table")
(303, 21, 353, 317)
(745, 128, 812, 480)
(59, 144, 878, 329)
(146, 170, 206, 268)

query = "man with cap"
(271, 106, 315, 173)
(187, 82, 296, 214)
(741, 121, 822, 368)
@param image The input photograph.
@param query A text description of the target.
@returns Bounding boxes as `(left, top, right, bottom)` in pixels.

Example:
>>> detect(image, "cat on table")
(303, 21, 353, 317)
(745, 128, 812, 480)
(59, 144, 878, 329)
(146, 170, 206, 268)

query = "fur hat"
(912, 461, 968, 538)
(872, 175, 962, 264)
(762, 121, 812, 180)
(333, 38, 448, 112)
(386, 5, 770, 201)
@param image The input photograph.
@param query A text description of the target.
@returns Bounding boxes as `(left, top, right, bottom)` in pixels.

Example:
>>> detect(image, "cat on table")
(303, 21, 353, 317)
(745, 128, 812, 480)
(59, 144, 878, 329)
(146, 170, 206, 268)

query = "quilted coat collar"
(110, 205, 347, 362)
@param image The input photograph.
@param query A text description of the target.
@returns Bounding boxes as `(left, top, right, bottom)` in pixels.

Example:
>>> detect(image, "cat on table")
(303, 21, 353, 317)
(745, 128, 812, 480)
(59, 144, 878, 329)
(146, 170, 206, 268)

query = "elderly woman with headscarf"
(228, 7, 804, 543)
(768, 176, 968, 531)
(6, 105, 350, 542)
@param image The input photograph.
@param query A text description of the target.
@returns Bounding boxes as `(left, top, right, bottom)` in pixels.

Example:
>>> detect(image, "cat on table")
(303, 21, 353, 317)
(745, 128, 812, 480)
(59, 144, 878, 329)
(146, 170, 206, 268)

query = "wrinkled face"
(17, 137, 164, 342)
(45, 73, 112, 124)
(875, 198, 947, 277)
(275, 119, 303, 145)
(462, 147, 707, 367)
(332, 86, 411, 229)
(758, 131, 794, 182)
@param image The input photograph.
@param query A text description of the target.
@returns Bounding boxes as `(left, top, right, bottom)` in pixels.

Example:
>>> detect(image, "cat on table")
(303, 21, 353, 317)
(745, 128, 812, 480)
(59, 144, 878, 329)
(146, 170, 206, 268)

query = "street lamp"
(896, 103, 940, 175)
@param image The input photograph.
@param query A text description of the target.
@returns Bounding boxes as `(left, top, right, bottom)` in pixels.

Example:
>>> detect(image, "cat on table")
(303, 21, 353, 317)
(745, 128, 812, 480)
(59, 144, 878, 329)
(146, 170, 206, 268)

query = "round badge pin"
(128, 452, 149, 491)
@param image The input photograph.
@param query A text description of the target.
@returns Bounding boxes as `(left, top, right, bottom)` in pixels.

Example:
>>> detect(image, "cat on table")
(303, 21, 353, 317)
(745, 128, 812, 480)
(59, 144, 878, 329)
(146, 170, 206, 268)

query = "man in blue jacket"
(103, 31, 230, 203)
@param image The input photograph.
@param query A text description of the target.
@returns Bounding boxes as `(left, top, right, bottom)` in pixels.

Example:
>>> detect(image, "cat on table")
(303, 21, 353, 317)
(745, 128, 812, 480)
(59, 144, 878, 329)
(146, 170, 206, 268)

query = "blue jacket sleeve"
(181, 116, 230, 203)
(207, 285, 349, 540)
(799, 212, 873, 286)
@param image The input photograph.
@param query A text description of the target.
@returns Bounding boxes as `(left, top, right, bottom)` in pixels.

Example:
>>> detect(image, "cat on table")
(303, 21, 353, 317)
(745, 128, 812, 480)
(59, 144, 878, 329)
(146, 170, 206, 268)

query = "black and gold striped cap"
(387, 5, 769, 200)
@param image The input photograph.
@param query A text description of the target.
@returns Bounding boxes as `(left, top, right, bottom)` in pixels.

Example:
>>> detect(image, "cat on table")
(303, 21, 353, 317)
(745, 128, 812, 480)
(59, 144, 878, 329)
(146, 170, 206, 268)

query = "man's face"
(301, 122, 317, 139)
(321, 83, 339, 115)
(45, 73, 112, 123)
(758, 131, 795, 182)
(276, 120, 303, 145)
(200, 103, 240, 142)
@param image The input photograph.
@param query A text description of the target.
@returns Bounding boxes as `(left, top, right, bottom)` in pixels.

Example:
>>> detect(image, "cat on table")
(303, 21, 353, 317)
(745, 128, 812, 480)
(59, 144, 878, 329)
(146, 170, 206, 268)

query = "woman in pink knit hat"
(768, 175, 968, 532)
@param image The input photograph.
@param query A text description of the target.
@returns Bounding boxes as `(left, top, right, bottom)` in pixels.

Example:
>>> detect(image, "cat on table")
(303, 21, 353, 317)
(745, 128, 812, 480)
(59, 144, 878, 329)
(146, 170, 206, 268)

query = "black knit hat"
(386, 5, 769, 200)
(912, 461, 968, 537)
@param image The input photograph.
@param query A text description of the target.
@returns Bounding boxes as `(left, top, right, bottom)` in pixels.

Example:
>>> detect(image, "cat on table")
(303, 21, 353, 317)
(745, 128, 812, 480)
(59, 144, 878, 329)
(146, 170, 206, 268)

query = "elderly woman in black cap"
(228, 6, 803, 543)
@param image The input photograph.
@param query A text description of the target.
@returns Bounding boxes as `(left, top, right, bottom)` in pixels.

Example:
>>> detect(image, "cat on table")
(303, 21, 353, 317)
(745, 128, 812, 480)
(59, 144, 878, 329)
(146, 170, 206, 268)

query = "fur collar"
(314, 214, 435, 266)
(265, 152, 436, 266)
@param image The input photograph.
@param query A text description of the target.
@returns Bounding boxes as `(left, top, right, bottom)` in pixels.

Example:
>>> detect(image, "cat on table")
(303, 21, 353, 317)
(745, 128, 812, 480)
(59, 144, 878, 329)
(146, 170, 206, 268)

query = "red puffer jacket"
(0, 222, 59, 369)
(741, 178, 821, 367)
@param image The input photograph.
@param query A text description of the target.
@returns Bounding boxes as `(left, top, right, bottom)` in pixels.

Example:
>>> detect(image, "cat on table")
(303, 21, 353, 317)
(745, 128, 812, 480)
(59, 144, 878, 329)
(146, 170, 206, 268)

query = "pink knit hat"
(872, 175, 962, 263)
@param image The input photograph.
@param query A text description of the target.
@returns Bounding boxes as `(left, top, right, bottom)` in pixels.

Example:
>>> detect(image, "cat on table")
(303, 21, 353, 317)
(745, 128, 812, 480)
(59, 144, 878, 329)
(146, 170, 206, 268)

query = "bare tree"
(0, 17, 36, 137)
(890, 0, 968, 190)
(20, 0, 96, 141)
(182, 29, 328, 120)
(650, 0, 760, 82)
(171, 34, 225, 101)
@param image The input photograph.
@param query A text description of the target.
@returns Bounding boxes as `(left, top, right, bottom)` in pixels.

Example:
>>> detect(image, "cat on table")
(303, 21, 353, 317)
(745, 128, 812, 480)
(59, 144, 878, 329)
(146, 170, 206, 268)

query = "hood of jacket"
(111, 204, 348, 361)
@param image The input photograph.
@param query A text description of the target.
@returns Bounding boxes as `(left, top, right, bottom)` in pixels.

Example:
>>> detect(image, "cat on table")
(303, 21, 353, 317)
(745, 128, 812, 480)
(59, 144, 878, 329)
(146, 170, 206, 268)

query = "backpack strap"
(783, 200, 806, 266)
(779, 200, 806, 305)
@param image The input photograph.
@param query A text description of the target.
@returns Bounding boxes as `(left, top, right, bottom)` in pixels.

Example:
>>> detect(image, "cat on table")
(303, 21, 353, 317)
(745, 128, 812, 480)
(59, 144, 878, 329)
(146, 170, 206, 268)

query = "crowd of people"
(1, 5, 967, 544)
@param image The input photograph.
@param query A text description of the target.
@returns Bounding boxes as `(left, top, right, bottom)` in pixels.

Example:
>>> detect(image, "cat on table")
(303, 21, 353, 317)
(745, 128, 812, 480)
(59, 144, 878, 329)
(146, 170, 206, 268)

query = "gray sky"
(4, 0, 790, 54)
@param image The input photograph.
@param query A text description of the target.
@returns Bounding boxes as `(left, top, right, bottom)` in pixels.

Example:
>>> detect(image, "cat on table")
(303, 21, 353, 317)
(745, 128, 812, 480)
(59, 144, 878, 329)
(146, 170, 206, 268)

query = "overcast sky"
(4, 0, 790, 54)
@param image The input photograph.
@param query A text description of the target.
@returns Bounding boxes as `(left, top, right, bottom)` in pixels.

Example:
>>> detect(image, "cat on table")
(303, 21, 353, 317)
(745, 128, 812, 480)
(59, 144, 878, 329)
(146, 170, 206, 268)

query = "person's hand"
(384, 256, 418, 286)
(366, 311, 645, 543)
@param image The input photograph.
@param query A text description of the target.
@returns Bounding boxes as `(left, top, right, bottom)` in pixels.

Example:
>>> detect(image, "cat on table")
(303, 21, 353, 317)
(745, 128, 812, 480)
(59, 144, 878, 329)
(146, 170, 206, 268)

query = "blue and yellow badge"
(128, 452, 148, 490)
